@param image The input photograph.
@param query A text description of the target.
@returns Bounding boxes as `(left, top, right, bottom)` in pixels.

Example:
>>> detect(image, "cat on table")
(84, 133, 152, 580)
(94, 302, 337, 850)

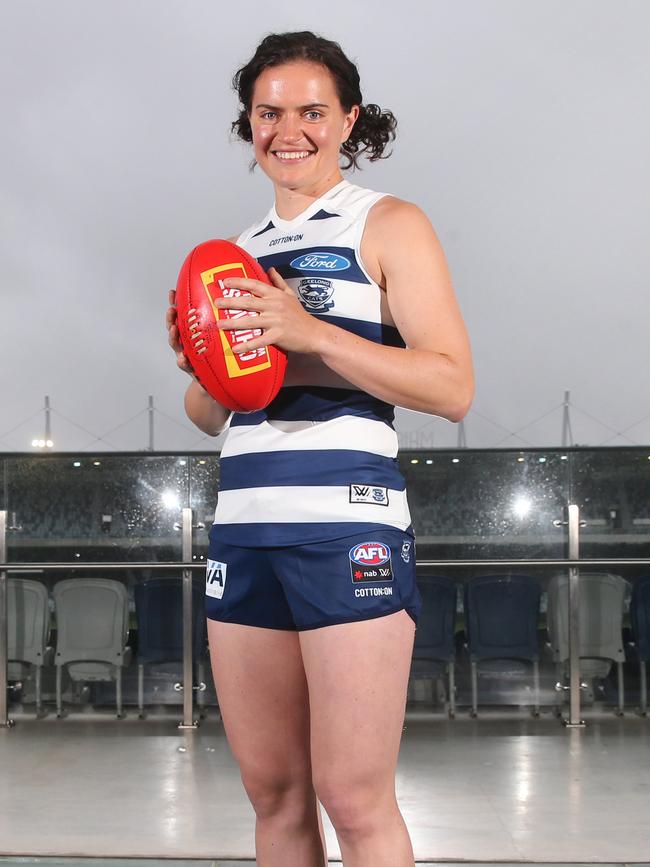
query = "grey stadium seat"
(8, 578, 53, 715)
(547, 571, 628, 715)
(52, 578, 133, 718)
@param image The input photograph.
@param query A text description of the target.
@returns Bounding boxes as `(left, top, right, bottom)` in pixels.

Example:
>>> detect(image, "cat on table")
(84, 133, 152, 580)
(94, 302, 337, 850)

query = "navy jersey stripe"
(251, 220, 275, 238)
(309, 209, 341, 221)
(219, 449, 405, 492)
(257, 246, 370, 285)
(229, 386, 395, 427)
(210, 521, 413, 547)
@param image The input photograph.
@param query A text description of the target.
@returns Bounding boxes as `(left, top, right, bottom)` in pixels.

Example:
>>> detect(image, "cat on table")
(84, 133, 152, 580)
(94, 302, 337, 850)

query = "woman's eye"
(261, 111, 276, 120)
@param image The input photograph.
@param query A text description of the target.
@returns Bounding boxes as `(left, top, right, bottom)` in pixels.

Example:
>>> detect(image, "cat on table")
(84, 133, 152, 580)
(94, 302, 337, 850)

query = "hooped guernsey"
(212, 179, 413, 547)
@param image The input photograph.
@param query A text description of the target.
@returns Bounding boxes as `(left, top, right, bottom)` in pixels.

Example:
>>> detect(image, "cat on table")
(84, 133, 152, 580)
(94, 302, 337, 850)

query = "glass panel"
(570, 448, 650, 561)
(400, 449, 569, 561)
(1, 457, 6, 511)
(189, 453, 220, 563)
(5, 454, 188, 563)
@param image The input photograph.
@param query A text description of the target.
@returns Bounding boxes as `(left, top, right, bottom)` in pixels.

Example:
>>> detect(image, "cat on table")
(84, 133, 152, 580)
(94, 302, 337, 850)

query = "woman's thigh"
(298, 609, 415, 810)
(207, 619, 313, 795)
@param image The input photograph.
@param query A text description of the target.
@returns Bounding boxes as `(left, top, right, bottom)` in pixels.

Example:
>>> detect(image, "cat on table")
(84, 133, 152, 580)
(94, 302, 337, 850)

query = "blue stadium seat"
(464, 574, 542, 717)
(630, 573, 650, 715)
(134, 577, 207, 718)
(411, 575, 458, 717)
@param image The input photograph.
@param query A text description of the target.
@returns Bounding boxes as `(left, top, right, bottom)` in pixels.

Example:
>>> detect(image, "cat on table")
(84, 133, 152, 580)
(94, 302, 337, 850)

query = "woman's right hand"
(167, 288, 195, 378)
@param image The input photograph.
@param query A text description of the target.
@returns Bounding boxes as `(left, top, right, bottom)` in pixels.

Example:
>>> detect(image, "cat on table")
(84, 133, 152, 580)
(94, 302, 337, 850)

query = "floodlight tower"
(31, 395, 54, 449)
(457, 418, 467, 448)
(562, 390, 574, 448)
(147, 395, 154, 452)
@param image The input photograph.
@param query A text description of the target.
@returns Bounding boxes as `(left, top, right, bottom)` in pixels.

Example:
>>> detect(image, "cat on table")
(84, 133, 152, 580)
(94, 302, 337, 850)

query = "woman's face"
(248, 61, 359, 192)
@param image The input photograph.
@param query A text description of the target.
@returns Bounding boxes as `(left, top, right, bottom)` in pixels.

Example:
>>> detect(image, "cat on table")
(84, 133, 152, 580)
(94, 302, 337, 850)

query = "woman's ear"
(342, 104, 360, 142)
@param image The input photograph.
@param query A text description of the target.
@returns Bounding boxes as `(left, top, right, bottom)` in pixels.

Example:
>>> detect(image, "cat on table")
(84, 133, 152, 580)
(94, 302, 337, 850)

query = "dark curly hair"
(231, 31, 397, 170)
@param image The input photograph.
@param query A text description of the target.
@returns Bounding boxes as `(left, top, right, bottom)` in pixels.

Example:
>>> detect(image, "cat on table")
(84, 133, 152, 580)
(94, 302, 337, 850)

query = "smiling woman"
(166, 29, 474, 867)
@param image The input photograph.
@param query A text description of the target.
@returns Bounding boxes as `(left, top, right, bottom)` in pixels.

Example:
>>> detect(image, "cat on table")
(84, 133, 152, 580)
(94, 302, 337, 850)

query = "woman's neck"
(273, 172, 345, 220)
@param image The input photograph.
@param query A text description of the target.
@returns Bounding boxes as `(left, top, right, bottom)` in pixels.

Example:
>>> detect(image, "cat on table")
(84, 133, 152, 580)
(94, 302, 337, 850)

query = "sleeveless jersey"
(213, 178, 412, 546)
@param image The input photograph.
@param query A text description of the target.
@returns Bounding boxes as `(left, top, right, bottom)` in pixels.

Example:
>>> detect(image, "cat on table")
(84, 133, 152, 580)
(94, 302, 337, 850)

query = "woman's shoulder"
(371, 193, 431, 225)
(366, 193, 437, 247)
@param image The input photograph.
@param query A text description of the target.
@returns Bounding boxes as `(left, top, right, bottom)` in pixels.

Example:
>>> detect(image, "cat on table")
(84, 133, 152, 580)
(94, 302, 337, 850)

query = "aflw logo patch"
(206, 559, 227, 599)
(349, 484, 389, 506)
(349, 542, 394, 583)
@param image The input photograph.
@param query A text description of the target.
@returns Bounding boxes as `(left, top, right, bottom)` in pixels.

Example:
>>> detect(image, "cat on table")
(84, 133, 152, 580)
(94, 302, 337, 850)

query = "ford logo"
(290, 252, 351, 271)
(349, 543, 390, 566)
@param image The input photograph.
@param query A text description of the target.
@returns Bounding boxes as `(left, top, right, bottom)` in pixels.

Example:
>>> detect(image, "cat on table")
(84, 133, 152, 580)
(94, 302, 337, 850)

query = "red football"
(175, 239, 287, 412)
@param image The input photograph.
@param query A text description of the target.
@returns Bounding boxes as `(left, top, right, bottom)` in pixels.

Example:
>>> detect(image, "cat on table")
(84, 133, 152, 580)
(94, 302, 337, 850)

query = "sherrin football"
(175, 239, 287, 412)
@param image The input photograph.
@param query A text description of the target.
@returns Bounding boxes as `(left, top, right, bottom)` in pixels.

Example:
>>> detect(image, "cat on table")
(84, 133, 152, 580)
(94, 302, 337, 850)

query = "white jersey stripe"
(220, 416, 399, 459)
(214, 485, 412, 530)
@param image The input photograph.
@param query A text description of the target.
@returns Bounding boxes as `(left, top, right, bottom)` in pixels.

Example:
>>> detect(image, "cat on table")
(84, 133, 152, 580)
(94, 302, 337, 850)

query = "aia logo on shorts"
(206, 559, 227, 599)
(349, 542, 393, 583)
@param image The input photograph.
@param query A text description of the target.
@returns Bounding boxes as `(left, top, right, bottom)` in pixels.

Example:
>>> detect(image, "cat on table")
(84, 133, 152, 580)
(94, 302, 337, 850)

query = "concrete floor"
(1, 705, 650, 863)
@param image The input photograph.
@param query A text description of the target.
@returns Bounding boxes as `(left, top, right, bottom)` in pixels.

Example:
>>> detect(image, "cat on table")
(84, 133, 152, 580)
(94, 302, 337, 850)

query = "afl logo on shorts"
(349, 542, 394, 583)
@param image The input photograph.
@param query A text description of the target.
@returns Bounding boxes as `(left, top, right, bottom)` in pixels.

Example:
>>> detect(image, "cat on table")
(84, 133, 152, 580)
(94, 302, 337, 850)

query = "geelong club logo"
(297, 278, 335, 312)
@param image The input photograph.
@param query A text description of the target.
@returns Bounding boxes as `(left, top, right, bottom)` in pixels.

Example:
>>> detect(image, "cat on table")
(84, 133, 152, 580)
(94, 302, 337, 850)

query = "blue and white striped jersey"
(213, 179, 412, 545)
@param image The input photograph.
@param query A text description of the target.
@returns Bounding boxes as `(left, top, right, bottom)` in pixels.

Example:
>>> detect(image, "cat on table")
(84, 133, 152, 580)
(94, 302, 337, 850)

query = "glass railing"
(2, 447, 649, 724)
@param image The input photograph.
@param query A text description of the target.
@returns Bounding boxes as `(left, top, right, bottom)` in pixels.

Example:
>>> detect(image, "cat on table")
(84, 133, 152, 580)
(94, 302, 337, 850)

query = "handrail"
(2, 557, 650, 571)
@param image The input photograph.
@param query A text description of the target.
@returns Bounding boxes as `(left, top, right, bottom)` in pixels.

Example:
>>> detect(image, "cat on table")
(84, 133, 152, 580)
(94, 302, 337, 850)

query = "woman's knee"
(314, 773, 397, 837)
(241, 765, 316, 823)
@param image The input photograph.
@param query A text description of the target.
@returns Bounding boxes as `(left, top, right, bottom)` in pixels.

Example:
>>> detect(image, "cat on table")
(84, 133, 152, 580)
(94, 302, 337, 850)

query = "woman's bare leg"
(207, 619, 327, 866)
(299, 609, 415, 867)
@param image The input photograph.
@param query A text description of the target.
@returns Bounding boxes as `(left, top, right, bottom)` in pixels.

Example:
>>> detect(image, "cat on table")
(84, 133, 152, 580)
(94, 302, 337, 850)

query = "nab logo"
(206, 559, 227, 600)
(350, 543, 390, 566)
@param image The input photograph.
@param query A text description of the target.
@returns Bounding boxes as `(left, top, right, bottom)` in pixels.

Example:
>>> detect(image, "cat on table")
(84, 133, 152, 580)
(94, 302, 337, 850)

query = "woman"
(167, 31, 474, 867)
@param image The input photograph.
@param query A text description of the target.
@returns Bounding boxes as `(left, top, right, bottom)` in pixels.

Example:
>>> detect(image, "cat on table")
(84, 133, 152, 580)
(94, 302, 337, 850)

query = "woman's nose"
(277, 113, 303, 142)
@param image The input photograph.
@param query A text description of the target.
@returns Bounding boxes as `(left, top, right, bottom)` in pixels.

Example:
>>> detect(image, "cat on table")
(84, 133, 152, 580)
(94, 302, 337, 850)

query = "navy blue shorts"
(205, 525, 421, 631)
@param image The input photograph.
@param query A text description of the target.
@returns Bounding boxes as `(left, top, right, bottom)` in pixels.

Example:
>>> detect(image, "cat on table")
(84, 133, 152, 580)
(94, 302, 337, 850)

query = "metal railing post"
(565, 504, 585, 727)
(0, 510, 11, 727)
(178, 507, 197, 730)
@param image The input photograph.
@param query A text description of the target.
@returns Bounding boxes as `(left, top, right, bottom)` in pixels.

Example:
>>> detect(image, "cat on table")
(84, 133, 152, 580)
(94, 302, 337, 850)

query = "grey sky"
(1, 0, 648, 452)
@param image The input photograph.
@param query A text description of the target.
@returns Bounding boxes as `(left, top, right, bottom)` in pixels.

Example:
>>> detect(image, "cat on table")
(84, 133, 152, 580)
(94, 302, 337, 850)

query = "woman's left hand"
(214, 266, 326, 355)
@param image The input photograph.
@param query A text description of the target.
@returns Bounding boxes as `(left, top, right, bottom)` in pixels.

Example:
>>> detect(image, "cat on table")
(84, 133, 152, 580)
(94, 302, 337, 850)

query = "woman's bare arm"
(166, 288, 232, 435)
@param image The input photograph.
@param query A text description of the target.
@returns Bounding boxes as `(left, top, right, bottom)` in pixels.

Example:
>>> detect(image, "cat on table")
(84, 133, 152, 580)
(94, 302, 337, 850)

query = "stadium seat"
(629, 573, 650, 715)
(464, 574, 542, 717)
(547, 572, 627, 715)
(133, 576, 208, 718)
(411, 575, 458, 717)
(7, 578, 53, 715)
(52, 578, 132, 718)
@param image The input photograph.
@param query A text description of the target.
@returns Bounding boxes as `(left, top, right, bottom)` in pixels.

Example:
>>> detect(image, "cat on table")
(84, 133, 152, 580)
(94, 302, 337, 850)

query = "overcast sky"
(1, 0, 648, 453)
